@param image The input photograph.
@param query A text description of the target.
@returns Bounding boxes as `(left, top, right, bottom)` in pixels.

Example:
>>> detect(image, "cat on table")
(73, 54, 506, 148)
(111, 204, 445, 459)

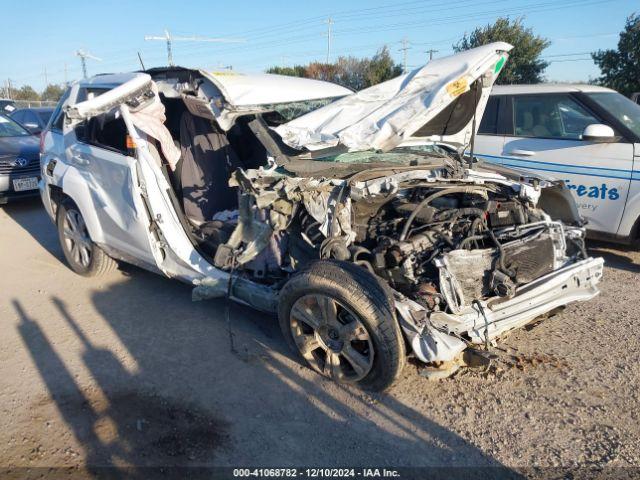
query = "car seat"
(531, 106, 552, 137)
(178, 112, 242, 224)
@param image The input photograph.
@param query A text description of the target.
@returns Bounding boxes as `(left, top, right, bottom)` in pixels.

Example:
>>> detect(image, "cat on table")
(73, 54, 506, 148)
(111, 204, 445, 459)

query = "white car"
(40, 43, 603, 390)
(473, 84, 640, 245)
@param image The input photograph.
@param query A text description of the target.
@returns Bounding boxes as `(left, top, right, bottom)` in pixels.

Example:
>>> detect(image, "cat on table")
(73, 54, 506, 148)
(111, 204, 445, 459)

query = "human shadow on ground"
(9, 196, 523, 479)
(587, 240, 640, 274)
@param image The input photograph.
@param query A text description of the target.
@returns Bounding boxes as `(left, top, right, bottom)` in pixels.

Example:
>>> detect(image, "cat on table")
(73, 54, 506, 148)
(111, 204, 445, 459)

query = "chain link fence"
(12, 100, 58, 108)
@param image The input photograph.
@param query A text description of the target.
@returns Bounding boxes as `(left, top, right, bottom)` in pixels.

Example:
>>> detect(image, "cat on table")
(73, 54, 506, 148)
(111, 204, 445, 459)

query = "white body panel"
(481, 138, 635, 234)
(472, 84, 640, 239)
(619, 144, 640, 237)
(202, 71, 352, 107)
(275, 42, 513, 152)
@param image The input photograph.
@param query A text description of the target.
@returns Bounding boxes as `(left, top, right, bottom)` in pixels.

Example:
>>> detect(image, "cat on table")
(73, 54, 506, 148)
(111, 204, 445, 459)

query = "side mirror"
(23, 123, 42, 135)
(582, 124, 616, 143)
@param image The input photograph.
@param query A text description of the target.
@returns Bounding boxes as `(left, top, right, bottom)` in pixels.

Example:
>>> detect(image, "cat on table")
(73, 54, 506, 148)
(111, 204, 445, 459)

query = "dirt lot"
(1, 198, 639, 477)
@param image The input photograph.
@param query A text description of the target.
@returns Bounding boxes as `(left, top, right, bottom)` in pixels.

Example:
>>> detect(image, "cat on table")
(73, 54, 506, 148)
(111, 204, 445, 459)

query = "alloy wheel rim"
(63, 209, 92, 268)
(289, 294, 374, 383)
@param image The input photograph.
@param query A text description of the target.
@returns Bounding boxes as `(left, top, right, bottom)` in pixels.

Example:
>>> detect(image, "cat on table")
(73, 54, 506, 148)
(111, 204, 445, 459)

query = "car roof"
(78, 72, 140, 89)
(13, 107, 54, 112)
(491, 84, 616, 95)
(79, 69, 353, 108)
(203, 70, 353, 107)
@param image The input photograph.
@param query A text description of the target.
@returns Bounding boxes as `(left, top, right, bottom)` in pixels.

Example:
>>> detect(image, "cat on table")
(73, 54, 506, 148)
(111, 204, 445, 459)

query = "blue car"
(0, 113, 41, 204)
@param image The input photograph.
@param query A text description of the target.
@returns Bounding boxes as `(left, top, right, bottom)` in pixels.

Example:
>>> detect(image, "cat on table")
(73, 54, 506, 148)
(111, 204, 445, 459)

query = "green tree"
(13, 85, 40, 101)
(304, 62, 342, 84)
(334, 56, 370, 91)
(365, 46, 403, 87)
(265, 65, 306, 77)
(41, 83, 65, 102)
(454, 17, 550, 84)
(264, 46, 403, 91)
(592, 14, 640, 96)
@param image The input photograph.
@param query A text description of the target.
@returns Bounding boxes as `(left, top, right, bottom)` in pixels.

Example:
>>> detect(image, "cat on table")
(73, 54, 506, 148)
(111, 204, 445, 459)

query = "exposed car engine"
(217, 163, 588, 319)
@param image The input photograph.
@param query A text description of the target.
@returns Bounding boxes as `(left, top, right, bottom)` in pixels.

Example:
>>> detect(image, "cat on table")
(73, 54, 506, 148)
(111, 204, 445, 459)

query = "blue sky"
(1, 0, 637, 91)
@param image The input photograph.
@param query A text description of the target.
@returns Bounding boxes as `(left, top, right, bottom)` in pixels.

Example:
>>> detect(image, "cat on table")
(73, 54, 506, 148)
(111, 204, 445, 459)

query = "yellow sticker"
(209, 71, 241, 76)
(446, 77, 468, 97)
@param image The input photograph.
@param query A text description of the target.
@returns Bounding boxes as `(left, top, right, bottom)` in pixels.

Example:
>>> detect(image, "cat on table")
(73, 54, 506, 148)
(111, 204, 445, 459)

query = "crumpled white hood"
(275, 42, 512, 153)
(202, 71, 352, 107)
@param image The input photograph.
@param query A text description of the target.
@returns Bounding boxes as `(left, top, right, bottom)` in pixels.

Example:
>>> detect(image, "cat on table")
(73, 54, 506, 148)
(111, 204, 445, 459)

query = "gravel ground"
(1, 198, 639, 478)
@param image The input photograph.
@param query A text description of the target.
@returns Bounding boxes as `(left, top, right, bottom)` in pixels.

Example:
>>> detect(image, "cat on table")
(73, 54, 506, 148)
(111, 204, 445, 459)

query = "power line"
(144, 29, 245, 66)
(6, 0, 618, 86)
(545, 52, 592, 57)
(547, 58, 593, 63)
(163, 0, 512, 60)
(171, 0, 611, 64)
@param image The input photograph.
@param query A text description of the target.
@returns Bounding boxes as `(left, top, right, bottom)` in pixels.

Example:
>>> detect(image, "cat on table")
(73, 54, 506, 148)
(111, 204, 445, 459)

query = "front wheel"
(278, 261, 405, 391)
(57, 199, 117, 277)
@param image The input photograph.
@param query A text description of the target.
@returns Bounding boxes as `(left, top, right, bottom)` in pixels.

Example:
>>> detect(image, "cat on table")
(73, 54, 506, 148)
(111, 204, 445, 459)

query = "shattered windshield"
(263, 97, 343, 124)
(316, 144, 451, 165)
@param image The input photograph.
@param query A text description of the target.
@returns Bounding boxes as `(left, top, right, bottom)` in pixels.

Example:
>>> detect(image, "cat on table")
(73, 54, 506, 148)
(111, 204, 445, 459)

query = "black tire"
(278, 260, 406, 391)
(56, 198, 117, 277)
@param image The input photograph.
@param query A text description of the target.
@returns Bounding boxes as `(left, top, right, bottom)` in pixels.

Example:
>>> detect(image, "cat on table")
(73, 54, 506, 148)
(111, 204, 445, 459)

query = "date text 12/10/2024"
(233, 468, 401, 478)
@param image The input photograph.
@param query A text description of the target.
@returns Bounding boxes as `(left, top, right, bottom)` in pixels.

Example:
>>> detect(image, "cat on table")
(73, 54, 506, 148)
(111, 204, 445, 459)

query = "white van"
(474, 84, 640, 245)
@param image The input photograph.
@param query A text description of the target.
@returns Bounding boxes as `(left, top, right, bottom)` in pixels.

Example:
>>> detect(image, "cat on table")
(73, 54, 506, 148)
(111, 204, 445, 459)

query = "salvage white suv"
(40, 43, 603, 390)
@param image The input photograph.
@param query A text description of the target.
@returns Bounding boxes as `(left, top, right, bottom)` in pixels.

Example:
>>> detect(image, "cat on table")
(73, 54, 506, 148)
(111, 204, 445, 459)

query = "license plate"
(12, 177, 38, 191)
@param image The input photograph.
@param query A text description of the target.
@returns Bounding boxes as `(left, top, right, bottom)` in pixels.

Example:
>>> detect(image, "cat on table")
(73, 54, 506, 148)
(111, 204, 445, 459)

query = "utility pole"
(425, 49, 439, 61)
(324, 17, 333, 63)
(75, 49, 102, 79)
(399, 37, 411, 73)
(43, 67, 48, 86)
(64, 63, 68, 86)
(144, 29, 245, 67)
(4, 79, 12, 99)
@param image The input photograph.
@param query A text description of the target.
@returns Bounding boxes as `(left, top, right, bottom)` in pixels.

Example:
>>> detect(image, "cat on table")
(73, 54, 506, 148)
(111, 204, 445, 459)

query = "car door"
(62, 85, 157, 267)
(500, 93, 634, 235)
(474, 95, 507, 164)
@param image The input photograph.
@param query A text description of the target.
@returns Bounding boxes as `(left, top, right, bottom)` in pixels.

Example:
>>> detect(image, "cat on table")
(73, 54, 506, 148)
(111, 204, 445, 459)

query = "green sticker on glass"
(494, 56, 506, 74)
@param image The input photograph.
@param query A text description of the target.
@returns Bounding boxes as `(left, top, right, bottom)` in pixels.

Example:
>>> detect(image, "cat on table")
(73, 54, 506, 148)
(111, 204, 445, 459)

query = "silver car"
(40, 43, 603, 390)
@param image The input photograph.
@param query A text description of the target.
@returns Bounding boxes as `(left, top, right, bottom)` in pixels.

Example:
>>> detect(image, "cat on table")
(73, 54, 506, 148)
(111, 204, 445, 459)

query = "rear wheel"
(57, 199, 117, 277)
(278, 261, 405, 391)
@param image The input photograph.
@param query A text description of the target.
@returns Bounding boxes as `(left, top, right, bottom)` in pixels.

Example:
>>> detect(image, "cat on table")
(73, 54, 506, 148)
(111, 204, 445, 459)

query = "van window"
(585, 92, 640, 139)
(513, 95, 600, 140)
(478, 96, 499, 134)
